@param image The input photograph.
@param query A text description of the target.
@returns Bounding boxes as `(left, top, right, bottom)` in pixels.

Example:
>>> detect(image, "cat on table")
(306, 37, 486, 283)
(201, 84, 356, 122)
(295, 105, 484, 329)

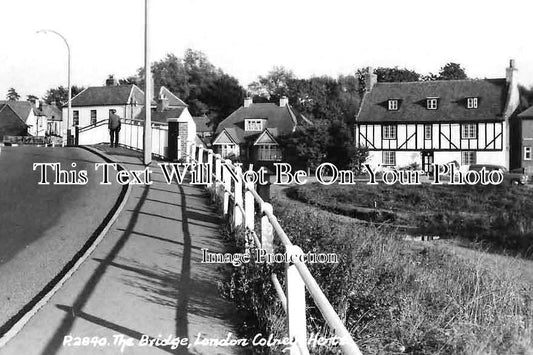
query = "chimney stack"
(106, 75, 118, 86)
(157, 93, 169, 112)
(279, 96, 289, 107)
(506, 59, 517, 84)
(244, 97, 253, 108)
(365, 67, 377, 92)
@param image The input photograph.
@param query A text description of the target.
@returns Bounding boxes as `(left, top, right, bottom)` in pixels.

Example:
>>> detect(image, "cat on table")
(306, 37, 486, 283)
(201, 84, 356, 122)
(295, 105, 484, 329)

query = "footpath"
(1, 145, 246, 355)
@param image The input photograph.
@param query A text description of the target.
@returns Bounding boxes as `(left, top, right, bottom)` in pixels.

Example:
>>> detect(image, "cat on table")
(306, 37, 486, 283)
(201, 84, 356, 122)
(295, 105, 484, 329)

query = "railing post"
(198, 147, 204, 164)
(214, 154, 222, 202)
(233, 165, 243, 227)
(245, 186, 255, 232)
(286, 245, 309, 355)
(261, 203, 274, 253)
(222, 159, 231, 217)
(206, 150, 213, 188)
(189, 143, 196, 163)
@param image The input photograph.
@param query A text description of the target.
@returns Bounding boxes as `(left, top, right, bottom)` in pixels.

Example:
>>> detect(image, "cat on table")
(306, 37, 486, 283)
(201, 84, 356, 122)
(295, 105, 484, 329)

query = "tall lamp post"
(143, 0, 152, 165)
(37, 29, 71, 146)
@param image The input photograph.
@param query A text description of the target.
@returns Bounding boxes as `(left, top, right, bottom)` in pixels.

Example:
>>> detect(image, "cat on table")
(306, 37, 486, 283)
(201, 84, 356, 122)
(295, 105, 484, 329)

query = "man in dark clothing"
(108, 110, 121, 148)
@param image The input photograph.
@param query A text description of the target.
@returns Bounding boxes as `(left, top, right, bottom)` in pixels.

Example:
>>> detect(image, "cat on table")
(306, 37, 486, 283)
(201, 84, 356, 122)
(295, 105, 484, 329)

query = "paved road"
(0, 146, 121, 328)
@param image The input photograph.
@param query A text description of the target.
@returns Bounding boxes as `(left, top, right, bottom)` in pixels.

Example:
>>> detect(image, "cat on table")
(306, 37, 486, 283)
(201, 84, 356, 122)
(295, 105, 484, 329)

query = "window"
(73, 110, 79, 125)
(525, 146, 532, 160)
(91, 110, 97, 125)
(424, 125, 432, 140)
(245, 119, 264, 131)
(467, 97, 478, 109)
(256, 145, 282, 161)
(383, 125, 396, 139)
(383, 151, 396, 166)
(426, 98, 438, 110)
(461, 151, 476, 165)
(220, 144, 238, 158)
(461, 123, 477, 139)
(388, 99, 398, 111)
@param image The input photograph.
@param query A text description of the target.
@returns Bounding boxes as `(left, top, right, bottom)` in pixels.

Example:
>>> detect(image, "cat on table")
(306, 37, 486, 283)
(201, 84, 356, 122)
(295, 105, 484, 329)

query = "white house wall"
(62, 105, 143, 133)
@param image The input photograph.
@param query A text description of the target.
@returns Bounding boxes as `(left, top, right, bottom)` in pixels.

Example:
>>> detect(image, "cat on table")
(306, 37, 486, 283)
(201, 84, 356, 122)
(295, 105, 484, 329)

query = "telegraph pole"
(143, 0, 152, 165)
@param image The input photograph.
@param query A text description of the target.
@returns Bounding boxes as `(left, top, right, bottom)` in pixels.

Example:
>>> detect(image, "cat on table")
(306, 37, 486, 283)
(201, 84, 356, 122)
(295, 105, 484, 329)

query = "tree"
(43, 85, 85, 108)
(26, 94, 39, 103)
(374, 67, 421, 83)
(6, 88, 20, 101)
(248, 66, 295, 101)
(437, 62, 468, 80)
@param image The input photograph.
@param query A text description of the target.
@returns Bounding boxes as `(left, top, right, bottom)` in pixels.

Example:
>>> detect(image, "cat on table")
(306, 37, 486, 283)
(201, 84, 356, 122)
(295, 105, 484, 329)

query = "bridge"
(0, 119, 362, 355)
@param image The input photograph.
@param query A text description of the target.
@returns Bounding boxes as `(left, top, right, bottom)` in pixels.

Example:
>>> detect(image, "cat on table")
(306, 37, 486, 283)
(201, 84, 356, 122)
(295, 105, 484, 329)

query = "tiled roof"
(0, 104, 28, 127)
(0, 101, 33, 122)
(193, 115, 211, 133)
(136, 107, 186, 123)
(518, 106, 533, 118)
(39, 103, 62, 121)
(356, 78, 508, 123)
(215, 102, 306, 144)
(69, 85, 145, 107)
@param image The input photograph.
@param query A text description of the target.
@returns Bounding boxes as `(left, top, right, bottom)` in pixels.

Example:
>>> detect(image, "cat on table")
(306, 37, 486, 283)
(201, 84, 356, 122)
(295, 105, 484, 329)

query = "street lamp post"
(143, 0, 152, 165)
(37, 30, 71, 146)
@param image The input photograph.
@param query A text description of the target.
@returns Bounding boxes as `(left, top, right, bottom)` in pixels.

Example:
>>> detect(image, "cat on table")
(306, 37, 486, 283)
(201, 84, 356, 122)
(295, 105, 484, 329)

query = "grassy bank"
(219, 189, 533, 354)
(286, 183, 533, 257)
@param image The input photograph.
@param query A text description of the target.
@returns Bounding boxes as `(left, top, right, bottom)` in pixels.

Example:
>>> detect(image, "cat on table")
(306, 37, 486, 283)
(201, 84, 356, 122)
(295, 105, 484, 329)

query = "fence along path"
(189, 145, 362, 355)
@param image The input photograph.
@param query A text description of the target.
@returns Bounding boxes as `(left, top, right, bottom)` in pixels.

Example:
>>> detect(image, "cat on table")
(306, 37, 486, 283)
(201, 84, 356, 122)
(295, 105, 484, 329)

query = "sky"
(2, 0, 533, 99)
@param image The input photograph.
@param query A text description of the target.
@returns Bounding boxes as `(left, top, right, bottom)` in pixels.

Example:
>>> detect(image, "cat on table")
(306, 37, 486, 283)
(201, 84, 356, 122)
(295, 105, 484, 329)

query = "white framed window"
(388, 99, 398, 111)
(220, 144, 238, 158)
(91, 110, 97, 125)
(461, 123, 477, 139)
(73, 110, 79, 125)
(256, 145, 282, 161)
(467, 97, 478, 109)
(245, 119, 264, 131)
(461, 151, 476, 165)
(424, 124, 432, 140)
(383, 125, 396, 140)
(427, 98, 438, 110)
(383, 151, 396, 166)
(525, 146, 532, 160)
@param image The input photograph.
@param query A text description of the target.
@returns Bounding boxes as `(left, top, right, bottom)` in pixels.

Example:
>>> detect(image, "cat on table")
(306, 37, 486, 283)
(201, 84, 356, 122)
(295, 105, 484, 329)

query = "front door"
(421, 151, 434, 174)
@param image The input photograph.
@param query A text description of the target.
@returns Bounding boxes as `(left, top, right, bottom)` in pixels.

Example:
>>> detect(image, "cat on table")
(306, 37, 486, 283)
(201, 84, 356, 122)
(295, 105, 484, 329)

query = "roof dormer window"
(245, 119, 265, 132)
(388, 99, 398, 111)
(467, 97, 478, 109)
(426, 98, 438, 110)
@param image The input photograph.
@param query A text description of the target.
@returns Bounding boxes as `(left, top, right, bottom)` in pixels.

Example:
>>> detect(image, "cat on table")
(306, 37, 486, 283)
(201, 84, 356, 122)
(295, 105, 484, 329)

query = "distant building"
(355, 60, 520, 171)
(213, 96, 310, 163)
(0, 100, 51, 137)
(63, 77, 145, 134)
(514, 107, 533, 171)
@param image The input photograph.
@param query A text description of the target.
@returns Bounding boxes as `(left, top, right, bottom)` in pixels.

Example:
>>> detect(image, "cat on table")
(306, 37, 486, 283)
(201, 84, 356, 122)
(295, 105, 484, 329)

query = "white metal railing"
(77, 119, 168, 158)
(188, 145, 362, 355)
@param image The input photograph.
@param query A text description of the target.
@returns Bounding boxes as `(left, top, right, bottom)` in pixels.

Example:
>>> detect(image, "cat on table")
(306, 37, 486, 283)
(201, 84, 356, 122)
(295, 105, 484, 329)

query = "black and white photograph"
(0, 0, 532, 354)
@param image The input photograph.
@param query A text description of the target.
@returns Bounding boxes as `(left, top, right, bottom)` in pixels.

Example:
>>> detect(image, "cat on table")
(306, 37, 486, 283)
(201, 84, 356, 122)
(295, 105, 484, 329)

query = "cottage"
(0, 100, 49, 137)
(355, 60, 520, 171)
(213, 96, 310, 163)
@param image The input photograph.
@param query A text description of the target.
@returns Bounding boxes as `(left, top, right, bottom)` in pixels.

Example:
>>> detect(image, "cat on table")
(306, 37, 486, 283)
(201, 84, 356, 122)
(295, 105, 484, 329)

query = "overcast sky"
(2, 0, 533, 99)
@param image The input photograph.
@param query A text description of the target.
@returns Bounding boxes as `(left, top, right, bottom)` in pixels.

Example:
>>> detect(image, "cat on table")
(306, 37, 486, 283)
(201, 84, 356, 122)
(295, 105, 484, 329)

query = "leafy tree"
(133, 49, 245, 130)
(374, 67, 421, 83)
(248, 66, 295, 101)
(118, 76, 139, 85)
(437, 62, 468, 80)
(43, 85, 85, 108)
(6, 88, 20, 101)
(26, 94, 39, 103)
(279, 120, 330, 170)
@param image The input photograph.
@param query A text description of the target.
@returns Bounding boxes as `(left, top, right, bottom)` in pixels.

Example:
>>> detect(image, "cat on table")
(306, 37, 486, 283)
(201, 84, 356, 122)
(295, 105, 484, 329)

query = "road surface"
(0, 146, 122, 328)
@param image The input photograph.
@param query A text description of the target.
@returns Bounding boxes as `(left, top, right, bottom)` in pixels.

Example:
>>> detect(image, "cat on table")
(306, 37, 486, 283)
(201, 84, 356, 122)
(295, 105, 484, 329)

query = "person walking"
(108, 109, 121, 148)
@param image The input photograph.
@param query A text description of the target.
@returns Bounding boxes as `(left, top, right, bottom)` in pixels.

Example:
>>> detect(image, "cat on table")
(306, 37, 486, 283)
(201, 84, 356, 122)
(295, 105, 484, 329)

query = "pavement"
(0, 145, 246, 355)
